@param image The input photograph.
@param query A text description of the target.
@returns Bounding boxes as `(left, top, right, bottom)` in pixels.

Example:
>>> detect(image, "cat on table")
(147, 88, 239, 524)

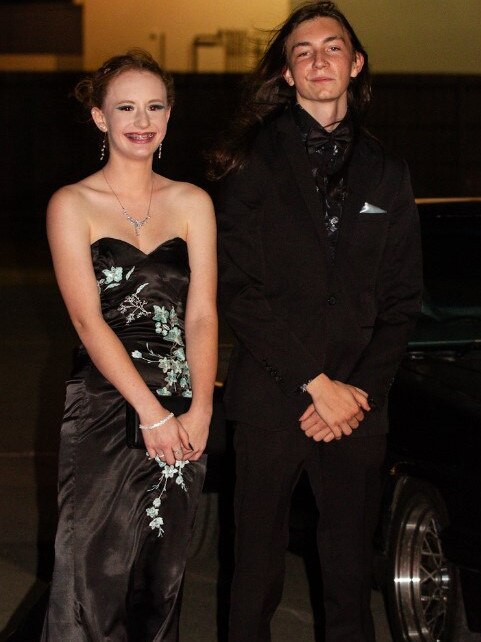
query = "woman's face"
(92, 69, 170, 162)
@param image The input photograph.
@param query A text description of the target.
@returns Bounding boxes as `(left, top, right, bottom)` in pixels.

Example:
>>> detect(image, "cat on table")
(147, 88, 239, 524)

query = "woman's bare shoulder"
(49, 172, 104, 207)
(157, 176, 211, 205)
(47, 174, 106, 240)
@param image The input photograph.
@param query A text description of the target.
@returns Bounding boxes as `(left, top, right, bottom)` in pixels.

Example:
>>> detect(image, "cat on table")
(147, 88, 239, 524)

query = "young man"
(213, 3, 422, 640)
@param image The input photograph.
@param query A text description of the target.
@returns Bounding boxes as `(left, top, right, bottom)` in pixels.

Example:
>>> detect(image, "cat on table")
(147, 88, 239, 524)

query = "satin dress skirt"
(41, 377, 206, 642)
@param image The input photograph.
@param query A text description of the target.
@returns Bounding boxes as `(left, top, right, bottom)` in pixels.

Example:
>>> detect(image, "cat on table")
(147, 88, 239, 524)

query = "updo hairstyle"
(75, 49, 175, 111)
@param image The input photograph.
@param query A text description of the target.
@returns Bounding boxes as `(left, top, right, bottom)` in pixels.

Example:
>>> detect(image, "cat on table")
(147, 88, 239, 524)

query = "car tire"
(386, 476, 458, 642)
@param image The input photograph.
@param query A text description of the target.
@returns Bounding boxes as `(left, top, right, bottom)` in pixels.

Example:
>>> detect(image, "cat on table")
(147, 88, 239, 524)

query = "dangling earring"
(158, 142, 162, 160)
(100, 133, 107, 162)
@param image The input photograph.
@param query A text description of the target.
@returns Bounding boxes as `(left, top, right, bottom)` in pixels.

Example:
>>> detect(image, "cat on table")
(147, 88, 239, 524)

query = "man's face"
(283, 16, 364, 114)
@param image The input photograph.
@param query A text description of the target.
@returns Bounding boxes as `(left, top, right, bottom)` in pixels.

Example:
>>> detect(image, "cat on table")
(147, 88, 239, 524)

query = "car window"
(410, 200, 481, 348)
(419, 201, 481, 315)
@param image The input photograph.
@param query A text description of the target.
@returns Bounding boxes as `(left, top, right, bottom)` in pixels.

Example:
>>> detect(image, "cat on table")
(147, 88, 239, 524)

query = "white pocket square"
(359, 202, 387, 214)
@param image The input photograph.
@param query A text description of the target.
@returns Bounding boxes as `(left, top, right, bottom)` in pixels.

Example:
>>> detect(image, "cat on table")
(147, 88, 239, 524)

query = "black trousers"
(228, 421, 386, 642)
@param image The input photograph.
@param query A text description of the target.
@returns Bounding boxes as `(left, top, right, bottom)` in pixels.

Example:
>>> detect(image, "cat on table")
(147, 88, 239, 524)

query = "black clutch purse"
(125, 386, 226, 453)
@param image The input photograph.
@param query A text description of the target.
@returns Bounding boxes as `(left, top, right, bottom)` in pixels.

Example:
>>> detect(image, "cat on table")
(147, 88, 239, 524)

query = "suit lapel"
(343, 136, 380, 220)
(273, 110, 329, 258)
(332, 134, 383, 264)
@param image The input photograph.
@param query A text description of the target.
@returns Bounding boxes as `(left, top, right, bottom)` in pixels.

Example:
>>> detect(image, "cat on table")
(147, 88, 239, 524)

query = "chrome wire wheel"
(388, 478, 457, 642)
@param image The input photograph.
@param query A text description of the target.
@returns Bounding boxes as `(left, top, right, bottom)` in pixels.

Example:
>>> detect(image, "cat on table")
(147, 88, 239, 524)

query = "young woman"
(42, 50, 217, 641)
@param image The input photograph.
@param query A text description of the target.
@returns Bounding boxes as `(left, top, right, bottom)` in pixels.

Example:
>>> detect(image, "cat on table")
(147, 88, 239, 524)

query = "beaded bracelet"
(139, 412, 174, 431)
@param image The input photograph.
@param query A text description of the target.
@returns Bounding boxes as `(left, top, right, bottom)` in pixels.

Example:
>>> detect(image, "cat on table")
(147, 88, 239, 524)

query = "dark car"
(377, 198, 481, 641)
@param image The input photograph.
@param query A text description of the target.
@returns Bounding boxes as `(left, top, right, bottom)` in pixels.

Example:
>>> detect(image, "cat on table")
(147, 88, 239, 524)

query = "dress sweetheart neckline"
(90, 236, 186, 257)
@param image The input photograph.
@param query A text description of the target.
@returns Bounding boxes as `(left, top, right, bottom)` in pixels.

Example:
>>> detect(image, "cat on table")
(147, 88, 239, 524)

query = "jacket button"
(327, 295, 337, 305)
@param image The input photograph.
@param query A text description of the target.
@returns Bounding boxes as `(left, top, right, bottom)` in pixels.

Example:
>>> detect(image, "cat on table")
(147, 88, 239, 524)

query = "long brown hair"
(208, 1, 371, 180)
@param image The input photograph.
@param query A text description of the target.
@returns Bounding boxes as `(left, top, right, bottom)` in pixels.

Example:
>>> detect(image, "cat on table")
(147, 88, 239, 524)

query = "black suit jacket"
(215, 109, 423, 435)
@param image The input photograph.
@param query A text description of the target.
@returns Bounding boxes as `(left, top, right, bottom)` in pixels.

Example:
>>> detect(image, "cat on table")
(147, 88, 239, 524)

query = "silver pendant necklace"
(103, 170, 154, 236)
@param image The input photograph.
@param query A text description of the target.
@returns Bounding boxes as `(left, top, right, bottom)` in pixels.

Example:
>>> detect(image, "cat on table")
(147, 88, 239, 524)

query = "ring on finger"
(173, 447, 183, 457)
(157, 451, 166, 460)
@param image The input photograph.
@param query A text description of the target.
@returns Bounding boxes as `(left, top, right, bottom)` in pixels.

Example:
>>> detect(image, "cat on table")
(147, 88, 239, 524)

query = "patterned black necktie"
(292, 103, 353, 261)
(307, 121, 352, 254)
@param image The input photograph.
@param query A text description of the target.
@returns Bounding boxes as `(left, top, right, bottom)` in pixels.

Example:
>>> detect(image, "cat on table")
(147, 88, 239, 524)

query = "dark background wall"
(0, 2, 82, 55)
(1, 72, 480, 226)
(369, 75, 481, 198)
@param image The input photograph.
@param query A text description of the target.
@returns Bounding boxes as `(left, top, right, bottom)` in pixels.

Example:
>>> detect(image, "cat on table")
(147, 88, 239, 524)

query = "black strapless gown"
(42, 237, 206, 642)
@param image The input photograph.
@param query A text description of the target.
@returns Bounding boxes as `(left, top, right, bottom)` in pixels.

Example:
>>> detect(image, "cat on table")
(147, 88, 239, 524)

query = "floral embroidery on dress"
(153, 306, 182, 343)
(96, 263, 192, 395)
(146, 459, 189, 537)
(97, 264, 135, 293)
(118, 283, 152, 324)
(97, 266, 124, 293)
(131, 307, 192, 397)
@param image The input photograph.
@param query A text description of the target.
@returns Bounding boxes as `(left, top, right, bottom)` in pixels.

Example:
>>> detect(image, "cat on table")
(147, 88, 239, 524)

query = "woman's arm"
(47, 186, 190, 464)
(176, 185, 218, 460)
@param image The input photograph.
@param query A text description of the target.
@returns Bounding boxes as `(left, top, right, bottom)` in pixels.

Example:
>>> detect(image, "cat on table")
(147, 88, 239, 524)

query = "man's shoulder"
(355, 129, 407, 172)
(248, 113, 285, 155)
(215, 137, 270, 201)
(350, 131, 415, 208)
(220, 119, 282, 186)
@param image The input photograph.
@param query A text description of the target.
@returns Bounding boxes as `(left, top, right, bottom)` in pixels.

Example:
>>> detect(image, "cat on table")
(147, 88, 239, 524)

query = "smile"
(125, 132, 156, 142)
